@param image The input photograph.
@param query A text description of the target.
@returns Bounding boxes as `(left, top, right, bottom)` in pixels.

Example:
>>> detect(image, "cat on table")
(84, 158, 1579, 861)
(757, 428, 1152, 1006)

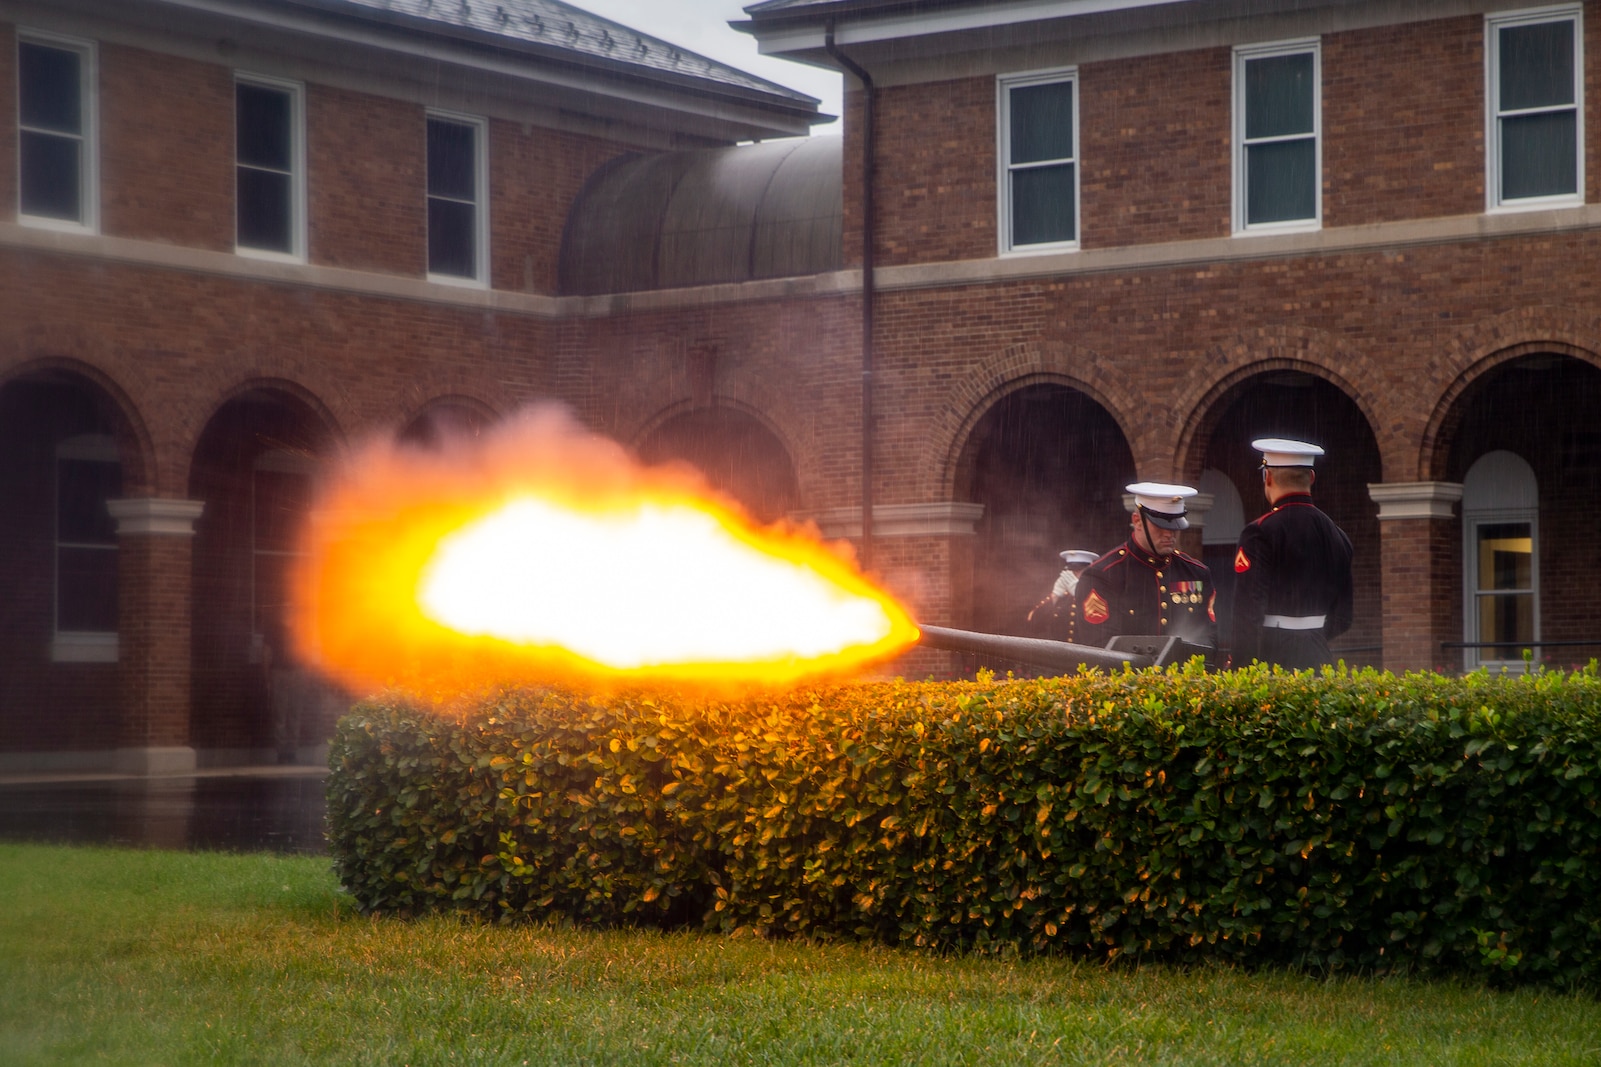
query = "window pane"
(19, 43, 81, 134)
(253, 551, 292, 650)
(427, 120, 477, 200)
(1010, 162, 1075, 246)
(236, 84, 291, 170)
(1500, 20, 1574, 111)
(1477, 593, 1534, 645)
(1246, 138, 1316, 224)
(58, 546, 118, 631)
(1476, 523, 1533, 591)
(1009, 81, 1074, 165)
(58, 458, 120, 544)
(1501, 111, 1577, 200)
(428, 197, 477, 276)
(254, 469, 310, 553)
(20, 130, 82, 220)
(237, 167, 292, 251)
(1245, 52, 1314, 139)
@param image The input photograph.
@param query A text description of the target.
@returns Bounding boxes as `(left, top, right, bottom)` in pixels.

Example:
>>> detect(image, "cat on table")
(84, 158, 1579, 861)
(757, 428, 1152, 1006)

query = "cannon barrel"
(917, 625, 1213, 674)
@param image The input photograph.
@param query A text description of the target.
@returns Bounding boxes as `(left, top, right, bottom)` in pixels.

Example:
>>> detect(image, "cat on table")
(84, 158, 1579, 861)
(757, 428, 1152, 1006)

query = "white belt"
(1262, 614, 1325, 630)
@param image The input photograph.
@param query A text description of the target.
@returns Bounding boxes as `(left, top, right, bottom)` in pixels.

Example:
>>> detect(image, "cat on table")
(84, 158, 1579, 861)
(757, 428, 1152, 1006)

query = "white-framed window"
(17, 30, 97, 232)
(1233, 39, 1320, 234)
(1461, 451, 1540, 671)
(997, 68, 1078, 254)
(235, 73, 305, 259)
(52, 434, 120, 663)
(426, 111, 489, 284)
(249, 450, 313, 665)
(1487, 5, 1584, 211)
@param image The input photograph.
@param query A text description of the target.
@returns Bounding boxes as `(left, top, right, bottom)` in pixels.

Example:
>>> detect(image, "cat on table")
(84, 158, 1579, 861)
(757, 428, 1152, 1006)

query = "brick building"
(5, 0, 1601, 774)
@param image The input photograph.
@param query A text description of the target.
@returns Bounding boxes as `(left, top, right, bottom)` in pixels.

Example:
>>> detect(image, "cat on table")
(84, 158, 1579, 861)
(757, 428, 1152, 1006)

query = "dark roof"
(279, 0, 819, 106)
(560, 137, 842, 295)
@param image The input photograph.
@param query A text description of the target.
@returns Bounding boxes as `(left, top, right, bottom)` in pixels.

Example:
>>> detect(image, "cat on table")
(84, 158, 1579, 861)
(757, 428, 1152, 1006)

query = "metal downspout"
(825, 21, 875, 571)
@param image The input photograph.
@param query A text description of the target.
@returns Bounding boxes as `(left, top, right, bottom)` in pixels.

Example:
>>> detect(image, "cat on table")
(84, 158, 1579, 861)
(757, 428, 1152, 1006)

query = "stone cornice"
(10, 203, 1601, 318)
(802, 502, 987, 539)
(1368, 481, 1464, 520)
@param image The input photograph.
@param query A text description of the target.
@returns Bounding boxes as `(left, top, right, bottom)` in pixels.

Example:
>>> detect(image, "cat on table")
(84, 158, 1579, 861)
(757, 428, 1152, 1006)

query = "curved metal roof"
(559, 136, 841, 295)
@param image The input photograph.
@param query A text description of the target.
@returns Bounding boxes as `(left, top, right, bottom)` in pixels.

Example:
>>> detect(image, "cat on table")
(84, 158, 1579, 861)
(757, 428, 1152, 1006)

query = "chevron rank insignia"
(1234, 547, 1251, 573)
(1082, 589, 1109, 625)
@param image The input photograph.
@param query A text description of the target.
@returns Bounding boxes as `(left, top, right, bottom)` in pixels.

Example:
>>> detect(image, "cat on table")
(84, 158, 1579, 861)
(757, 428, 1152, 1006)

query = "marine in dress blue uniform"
(1073, 483, 1218, 649)
(1229, 439, 1355, 669)
(1026, 548, 1097, 641)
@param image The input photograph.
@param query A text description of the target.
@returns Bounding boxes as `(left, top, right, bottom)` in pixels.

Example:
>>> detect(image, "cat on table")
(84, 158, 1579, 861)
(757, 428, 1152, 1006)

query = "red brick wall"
(490, 120, 634, 293)
(308, 85, 425, 274)
(1079, 47, 1232, 248)
(100, 43, 234, 250)
(1323, 16, 1484, 227)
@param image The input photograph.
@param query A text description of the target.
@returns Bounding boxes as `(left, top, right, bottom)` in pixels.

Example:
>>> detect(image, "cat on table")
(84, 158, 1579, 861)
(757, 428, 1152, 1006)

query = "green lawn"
(1, 843, 1597, 1065)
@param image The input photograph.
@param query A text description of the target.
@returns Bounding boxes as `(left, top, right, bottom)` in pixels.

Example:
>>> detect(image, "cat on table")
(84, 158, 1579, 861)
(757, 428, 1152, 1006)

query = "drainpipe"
(825, 20, 875, 571)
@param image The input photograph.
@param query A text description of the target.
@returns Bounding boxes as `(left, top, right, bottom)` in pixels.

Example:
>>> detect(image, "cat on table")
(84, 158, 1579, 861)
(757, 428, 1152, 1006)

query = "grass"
(1, 844, 1598, 1065)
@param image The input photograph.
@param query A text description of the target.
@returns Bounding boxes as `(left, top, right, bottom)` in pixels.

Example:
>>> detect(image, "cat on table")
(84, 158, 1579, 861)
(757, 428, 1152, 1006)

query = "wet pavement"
(0, 767, 329, 854)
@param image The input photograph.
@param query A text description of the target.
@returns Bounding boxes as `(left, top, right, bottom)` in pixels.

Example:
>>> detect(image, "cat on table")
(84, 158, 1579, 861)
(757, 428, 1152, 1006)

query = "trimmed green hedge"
(327, 664, 1601, 984)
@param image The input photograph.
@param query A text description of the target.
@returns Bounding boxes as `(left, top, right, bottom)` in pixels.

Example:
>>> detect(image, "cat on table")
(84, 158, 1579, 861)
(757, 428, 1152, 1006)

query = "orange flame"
(291, 406, 919, 693)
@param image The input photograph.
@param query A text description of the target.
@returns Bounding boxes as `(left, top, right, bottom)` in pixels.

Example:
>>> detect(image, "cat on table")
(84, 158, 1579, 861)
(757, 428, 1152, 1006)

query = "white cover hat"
(1125, 482, 1197, 530)
(1253, 438, 1325, 467)
(1059, 549, 1098, 566)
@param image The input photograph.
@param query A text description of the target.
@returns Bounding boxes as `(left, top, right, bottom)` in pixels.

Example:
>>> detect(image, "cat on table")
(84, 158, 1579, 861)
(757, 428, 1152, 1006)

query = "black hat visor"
(1138, 505, 1189, 531)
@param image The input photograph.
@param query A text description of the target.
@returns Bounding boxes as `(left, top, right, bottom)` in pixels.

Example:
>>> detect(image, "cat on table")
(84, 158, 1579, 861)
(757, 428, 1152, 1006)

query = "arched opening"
(1440, 353, 1601, 669)
(188, 388, 342, 764)
(1195, 370, 1382, 662)
(636, 407, 799, 524)
(0, 370, 135, 760)
(954, 383, 1135, 637)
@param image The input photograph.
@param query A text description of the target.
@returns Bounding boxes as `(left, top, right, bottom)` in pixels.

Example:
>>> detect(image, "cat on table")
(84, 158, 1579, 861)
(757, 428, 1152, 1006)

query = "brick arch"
(929, 339, 1140, 500)
(0, 353, 159, 496)
(1419, 308, 1601, 482)
(393, 374, 509, 431)
(628, 380, 812, 489)
(397, 391, 504, 439)
(178, 376, 347, 492)
(1172, 326, 1384, 481)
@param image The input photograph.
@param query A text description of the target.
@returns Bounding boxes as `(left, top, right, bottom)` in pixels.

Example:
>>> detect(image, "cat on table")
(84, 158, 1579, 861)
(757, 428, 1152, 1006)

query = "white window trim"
(1485, 4, 1585, 214)
(52, 434, 119, 663)
(1232, 38, 1321, 236)
(1462, 507, 1541, 672)
(17, 29, 98, 235)
(996, 66, 1080, 256)
(234, 71, 306, 262)
(425, 109, 491, 287)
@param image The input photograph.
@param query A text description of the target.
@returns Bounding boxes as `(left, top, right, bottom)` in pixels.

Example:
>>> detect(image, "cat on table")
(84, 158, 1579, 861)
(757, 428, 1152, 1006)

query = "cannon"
(917, 625, 1213, 674)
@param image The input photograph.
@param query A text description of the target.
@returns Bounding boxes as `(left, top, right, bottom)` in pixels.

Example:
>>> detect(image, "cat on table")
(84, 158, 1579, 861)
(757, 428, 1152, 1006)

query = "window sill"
(999, 241, 1080, 258)
(1488, 195, 1585, 216)
(51, 632, 118, 663)
(20, 214, 96, 236)
(427, 271, 489, 290)
(1233, 219, 1321, 238)
(235, 244, 305, 264)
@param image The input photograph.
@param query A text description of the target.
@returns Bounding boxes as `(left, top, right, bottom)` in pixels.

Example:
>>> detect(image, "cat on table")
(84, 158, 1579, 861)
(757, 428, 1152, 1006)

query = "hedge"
(327, 663, 1601, 985)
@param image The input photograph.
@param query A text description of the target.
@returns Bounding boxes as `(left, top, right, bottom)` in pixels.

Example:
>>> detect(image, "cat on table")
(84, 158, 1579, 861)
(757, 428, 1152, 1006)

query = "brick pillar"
(1368, 482, 1462, 673)
(108, 498, 205, 776)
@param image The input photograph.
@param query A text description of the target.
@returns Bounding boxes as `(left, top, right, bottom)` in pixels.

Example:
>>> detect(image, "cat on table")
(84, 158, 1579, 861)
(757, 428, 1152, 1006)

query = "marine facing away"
(1229, 438, 1355, 669)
